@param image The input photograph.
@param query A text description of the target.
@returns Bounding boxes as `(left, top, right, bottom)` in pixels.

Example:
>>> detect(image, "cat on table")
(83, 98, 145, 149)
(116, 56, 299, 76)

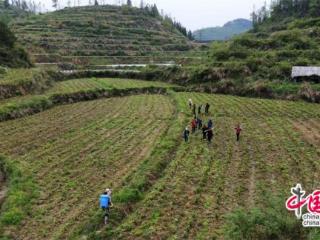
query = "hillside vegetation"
(148, 0, 319, 102)
(0, 21, 31, 68)
(0, 0, 30, 23)
(10, 5, 195, 69)
(193, 19, 252, 42)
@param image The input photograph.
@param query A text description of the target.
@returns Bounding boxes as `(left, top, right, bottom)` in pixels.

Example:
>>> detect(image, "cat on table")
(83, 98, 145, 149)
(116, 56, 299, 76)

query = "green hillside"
(193, 18, 252, 42)
(10, 5, 195, 69)
(151, 1, 319, 102)
(0, 0, 30, 23)
(209, 1, 320, 83)
(0, 21, 31, 68)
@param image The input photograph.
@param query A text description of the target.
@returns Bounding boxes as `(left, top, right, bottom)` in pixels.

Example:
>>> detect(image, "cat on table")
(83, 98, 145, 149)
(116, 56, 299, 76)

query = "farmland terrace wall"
(0, 87, 169, 122)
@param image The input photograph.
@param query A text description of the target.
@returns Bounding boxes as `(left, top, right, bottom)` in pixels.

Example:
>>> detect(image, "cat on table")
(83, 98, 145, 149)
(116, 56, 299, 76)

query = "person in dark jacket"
(193, 104, 197, 116)
(205, 103, 210, 114)
(202, 125, 208, 140)
(207, 127, 213, 143)
(208, 119, 213, 129)
(198, 105, 202, 115)
(183, 127, 190, 142)
(197, 117, 203, 130)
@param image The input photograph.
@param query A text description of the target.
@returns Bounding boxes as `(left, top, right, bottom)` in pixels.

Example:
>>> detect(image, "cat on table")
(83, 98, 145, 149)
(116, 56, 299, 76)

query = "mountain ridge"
(193, 18, 252, 42)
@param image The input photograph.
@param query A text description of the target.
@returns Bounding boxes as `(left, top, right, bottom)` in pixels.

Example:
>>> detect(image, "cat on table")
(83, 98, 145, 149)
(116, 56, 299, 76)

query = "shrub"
(0, 21, 16, 48)
(0, 156, 38, 228)
(223, 197, 306, 240)
(298, 82, 320, 103)
(113, 187, 142, 204)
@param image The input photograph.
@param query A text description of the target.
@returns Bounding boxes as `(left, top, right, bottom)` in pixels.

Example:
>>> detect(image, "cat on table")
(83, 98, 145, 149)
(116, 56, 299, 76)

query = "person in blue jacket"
(100, 188, 113, 225)
(208, 119, 213, 129)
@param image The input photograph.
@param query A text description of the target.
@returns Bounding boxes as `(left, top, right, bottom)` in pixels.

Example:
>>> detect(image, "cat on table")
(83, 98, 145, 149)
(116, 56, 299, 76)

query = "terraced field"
(47, 77, 176, 94)
(84, 92, 320, 239)
(0, 94, 175, 239)
(10, 5, 198, 68)
(0, 77, 176, 121)
(1, 81, 320, 239)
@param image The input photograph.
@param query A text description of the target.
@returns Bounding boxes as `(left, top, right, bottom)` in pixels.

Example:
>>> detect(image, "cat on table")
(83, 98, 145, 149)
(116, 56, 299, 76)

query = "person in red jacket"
(191, 118, 197, 134)
(235, 124, 242, 141)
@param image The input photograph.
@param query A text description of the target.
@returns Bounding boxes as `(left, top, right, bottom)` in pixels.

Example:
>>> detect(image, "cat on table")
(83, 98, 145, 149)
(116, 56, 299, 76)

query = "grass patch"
(0, 156, 38, 236)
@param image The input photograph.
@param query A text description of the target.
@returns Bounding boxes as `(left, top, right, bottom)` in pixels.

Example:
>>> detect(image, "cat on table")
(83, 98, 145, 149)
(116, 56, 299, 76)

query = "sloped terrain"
(83, 92, 320, 239)
(210, 18, 320, 80)
(10, 5, 194, 68)
(193, 18, 252, 42)
(0, 76, 319, 239)
(0, 94, 175, 239)
(0, 77, 176, 121)
(0, 0, 30, 23)
(0, 20, 31, 68)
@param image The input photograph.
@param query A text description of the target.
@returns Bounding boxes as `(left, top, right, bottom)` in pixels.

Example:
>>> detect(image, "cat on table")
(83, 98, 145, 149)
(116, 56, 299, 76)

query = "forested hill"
(10, 4, 194, 69)
(193, 18, 252, 42)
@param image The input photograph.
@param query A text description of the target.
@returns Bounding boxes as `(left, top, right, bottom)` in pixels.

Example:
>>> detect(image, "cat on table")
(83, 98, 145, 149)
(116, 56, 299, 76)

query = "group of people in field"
(183, 98, 242, 144)
(100, 98, 242, 225)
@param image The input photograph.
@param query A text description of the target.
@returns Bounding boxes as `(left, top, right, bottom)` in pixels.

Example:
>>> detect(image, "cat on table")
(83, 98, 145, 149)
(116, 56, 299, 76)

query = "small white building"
(292, 66, 320, 82)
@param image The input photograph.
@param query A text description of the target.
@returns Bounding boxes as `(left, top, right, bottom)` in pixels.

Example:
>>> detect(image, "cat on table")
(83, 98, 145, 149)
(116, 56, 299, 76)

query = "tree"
(52, 0, 58, 10)
(127, 0, 132, 7)
(0, 21, 16, 48)
(151, 4, 159, 17)
(309, 0, 320, 16)
(4, 0, 10, 8)
(187, 30, 193, 40)
(94, 0, 99, 6)
(21, 0, 28, 10)
(139, 0, 144, 9)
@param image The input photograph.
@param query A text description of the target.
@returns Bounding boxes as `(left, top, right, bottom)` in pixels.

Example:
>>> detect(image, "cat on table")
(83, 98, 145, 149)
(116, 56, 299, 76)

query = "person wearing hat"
(100, 188, 113, 224)
(183, 127, 190, 142)
(188, 98, 193, 109)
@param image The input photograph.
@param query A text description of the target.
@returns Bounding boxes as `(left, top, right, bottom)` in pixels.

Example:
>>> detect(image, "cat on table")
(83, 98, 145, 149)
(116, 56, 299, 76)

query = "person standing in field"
(202, 124, 208, 140)
(191, 118, 197, 134)
(207, 127, 213, 143)
(197, 117, 203, 130)
(100, 188, 113, 225)
(183, 127, 190, 142)
(205, 103, 210, 115)
(235, 124, 242, 141)
(208, 119, 213, 129)
(193, 104, 197, 116)
(198, 105, 202, 115)
(188, 99, 193, 109)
